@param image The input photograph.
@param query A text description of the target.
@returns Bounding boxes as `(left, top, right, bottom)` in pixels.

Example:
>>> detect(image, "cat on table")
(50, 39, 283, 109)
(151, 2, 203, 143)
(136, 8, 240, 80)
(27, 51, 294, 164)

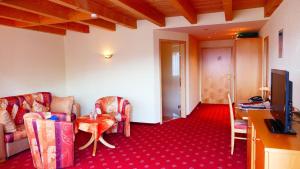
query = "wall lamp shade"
(104, 54, 113, 59)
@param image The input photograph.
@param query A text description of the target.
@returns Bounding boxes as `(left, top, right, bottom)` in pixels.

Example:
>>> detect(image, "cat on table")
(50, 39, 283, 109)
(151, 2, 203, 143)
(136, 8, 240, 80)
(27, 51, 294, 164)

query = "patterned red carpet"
(0, 104, 246, 169)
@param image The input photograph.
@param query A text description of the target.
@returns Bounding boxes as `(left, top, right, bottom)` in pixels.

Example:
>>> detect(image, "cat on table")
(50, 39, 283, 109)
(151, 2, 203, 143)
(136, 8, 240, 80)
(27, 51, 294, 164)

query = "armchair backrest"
(95, 96, 131, 116)
(23, 113, 74, 169)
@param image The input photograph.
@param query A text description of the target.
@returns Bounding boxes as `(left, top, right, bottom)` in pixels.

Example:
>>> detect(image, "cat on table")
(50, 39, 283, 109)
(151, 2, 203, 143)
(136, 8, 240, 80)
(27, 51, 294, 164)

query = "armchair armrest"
(0, 123, 6, 163)
(72, 103, 81, 117)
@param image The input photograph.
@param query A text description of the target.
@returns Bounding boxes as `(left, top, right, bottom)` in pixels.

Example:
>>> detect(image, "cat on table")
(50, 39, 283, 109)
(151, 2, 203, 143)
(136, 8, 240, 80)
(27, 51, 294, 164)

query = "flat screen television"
(265, 69, 296, 134)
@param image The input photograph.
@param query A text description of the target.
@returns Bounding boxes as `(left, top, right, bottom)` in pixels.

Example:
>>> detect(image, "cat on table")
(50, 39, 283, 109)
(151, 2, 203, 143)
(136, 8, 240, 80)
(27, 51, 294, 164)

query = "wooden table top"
(235, 107, 249, 120)
(248, 110, 300, 152)
(77, 114, 115, 124)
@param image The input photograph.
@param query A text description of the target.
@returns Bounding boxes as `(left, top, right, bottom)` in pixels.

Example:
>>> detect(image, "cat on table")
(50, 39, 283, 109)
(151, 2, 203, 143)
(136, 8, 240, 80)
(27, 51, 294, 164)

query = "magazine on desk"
(238, 101, 271, 110)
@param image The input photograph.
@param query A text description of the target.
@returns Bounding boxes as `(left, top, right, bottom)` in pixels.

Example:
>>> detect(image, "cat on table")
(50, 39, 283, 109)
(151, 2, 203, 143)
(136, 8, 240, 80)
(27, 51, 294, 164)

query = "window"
(172, 51, 180, 76)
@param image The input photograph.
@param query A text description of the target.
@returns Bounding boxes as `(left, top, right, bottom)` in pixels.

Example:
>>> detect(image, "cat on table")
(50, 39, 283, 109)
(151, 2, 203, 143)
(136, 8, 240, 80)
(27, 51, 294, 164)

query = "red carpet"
(0, 104, 246, 169)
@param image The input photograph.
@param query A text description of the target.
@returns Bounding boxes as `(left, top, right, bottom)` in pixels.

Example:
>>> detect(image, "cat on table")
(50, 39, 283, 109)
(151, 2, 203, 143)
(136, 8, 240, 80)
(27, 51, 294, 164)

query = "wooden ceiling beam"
(49, 0, 137, 29)
(0, 5, 40, 24)
(24, 25, 66, 35)
(222, 0, 233, 21)
(0, 0, 71, 20)
(110, 0, 165, 27)
(80, 19, 116, 31)
(264, 0, 283, 17)
(49, 22, 89, 33)
(0, 17, 66, 35)
(168, 0, 197, 24)
(0, 5, 89, 33)
(0, 17, 16, 27)
(0, 0, 97, 26)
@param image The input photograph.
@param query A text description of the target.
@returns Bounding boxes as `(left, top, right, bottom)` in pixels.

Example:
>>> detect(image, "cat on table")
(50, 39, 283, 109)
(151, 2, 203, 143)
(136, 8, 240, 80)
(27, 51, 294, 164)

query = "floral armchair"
(95, 96, 131, 137)
(23, 113, 74, 168)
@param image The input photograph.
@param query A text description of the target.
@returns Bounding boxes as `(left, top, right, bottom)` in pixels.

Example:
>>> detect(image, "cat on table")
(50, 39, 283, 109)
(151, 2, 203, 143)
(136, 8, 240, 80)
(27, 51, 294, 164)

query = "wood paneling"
(0, 17, 66, 35)
(0, 0, 282, 35)
(265, 0, 283, 17)
(168, 0, 197, 24)
(49, 0, 137, 29)
(235, 38, 262, 103)
(110, 0, 165, 27)
(81, 19, 116, 31)
(222, 0, 233, 21)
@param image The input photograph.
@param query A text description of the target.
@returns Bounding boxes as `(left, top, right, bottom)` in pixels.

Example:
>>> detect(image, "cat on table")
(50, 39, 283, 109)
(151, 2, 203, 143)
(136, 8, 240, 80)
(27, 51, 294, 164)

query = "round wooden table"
(75, 114, 116, 156)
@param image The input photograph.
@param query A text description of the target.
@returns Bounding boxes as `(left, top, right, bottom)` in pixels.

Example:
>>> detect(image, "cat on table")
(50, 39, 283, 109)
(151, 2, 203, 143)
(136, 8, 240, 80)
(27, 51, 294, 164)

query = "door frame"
(264, 36, 269, 87)
(159, 39, 187, 124)
(200, 47, 235, 103)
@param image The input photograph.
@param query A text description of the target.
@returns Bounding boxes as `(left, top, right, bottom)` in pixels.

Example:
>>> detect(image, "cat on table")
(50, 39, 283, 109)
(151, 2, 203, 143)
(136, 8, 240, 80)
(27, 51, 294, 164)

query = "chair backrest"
(95, 96, 130, 115)
(228, 93, 235, 131)
(23, 113, 74, 169)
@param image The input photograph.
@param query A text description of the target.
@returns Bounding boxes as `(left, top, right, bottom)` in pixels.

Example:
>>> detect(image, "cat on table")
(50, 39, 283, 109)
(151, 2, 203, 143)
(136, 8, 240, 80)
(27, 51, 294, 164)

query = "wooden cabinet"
(247, 110, 300, 169)
(234, 38, 262, 103)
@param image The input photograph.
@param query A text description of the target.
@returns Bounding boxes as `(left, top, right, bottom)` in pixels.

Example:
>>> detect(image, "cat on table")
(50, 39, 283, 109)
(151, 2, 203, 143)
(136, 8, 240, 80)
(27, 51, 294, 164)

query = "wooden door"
(235, 38, 262, 103)
(201, 48, 233, 104)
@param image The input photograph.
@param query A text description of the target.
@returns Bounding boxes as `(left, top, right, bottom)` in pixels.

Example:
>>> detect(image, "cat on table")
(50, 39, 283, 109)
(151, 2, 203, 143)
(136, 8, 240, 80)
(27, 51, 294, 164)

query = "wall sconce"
(103, 50, 113, 59)
(104, 53, 113, 59)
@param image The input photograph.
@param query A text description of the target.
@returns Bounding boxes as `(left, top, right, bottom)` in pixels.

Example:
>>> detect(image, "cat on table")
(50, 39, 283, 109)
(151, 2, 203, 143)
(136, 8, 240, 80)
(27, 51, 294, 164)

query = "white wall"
(260, 0, 300, 108)
(65, 22, 159, 123)
(0, 26, 66, 97)
(64, 8, 267, 123)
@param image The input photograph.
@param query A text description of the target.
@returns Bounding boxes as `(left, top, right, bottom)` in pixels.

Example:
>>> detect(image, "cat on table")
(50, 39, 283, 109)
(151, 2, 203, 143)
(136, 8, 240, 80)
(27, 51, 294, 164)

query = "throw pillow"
(14, 108, 29, 125)
(50, 96, 74, 114)
(32, 100, 49, 112)
(22, 100, 31, 111)
(11, 104, 19, 119)
(0, 110, 17, 133)
(0, 99, 8, 110)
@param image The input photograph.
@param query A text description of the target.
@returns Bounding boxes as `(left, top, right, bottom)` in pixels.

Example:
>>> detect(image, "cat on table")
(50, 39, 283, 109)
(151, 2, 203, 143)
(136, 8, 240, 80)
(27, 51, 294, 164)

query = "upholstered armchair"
(23, 113, 74, 168)
(95, 96, 131, 137)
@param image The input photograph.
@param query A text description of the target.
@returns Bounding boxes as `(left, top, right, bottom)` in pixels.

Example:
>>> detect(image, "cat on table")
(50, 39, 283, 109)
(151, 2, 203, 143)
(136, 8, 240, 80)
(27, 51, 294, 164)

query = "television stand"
(264, 119, 296, 135)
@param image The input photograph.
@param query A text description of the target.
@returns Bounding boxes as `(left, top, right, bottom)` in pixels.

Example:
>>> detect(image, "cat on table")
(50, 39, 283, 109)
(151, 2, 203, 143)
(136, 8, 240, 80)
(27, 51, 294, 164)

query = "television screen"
(271, 69, 288, 128)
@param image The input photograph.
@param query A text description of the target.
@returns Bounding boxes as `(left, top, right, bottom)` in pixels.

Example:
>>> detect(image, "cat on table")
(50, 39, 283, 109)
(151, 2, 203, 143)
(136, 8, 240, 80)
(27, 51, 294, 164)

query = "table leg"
(92, 132, 98, 156)
(99, 135, 115, 149)
(79, 134, 95, 150)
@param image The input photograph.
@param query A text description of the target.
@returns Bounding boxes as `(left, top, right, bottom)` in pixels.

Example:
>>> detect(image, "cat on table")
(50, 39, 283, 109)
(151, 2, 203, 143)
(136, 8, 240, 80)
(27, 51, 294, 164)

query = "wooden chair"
(228, 93, 247, 155)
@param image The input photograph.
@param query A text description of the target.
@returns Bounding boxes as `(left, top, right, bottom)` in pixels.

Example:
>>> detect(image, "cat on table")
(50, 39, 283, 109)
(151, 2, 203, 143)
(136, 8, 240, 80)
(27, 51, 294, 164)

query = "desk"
(247, 110, 300, 169)
(235, 107, 249, 120)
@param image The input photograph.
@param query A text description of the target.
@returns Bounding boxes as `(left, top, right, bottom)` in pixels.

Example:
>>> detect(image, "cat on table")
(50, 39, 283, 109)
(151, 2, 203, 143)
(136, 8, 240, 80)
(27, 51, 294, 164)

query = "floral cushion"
(14, 108, 30, 125)
(31, 100, 49, 112)
(0, 110, 17, 133)
(4, 125, 27, 143)
(234, 120, 247, 130)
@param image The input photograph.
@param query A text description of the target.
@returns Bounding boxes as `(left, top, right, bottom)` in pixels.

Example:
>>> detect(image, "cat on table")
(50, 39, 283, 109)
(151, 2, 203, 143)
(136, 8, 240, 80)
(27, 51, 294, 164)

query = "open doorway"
(160, 40, 186, 122)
